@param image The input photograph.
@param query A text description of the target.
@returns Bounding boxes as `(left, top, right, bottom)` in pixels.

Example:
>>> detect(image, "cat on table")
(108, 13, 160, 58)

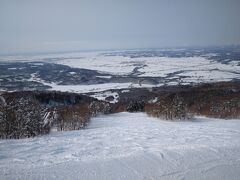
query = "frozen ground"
(1, 112, 240, 180)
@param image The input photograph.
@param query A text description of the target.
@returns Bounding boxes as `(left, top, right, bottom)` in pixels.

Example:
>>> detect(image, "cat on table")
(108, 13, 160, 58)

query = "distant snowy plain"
(1, 50, 240, 94)
(40, 52, 240, 84)
(1, 112, 240, 180)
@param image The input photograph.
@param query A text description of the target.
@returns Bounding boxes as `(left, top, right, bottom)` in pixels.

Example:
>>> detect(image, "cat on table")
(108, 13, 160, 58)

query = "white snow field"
(1, 112, 240, 180)
(50, 53, 240, 94)
(1, 51, 240, 93)
(49, 53, 240, 83)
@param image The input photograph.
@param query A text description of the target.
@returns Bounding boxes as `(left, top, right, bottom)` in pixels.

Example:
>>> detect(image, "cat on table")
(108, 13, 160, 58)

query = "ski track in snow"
(1, 112, 240, 180)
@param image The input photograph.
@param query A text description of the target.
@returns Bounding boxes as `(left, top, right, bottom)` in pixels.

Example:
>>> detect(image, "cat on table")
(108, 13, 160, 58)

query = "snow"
(121, 89, 130, 93)
(2, 51, 240, 82)
(49, 83, 141, 93)
(179, 70, 239, 83)
(89, 91, 119, 103)
(1, 51, 240, 93)
(1, 112, 240, 180)
(57, 55, 137, 75)
(68, 72, 76, 75)
(49, 53, 240, 88)
(7, 67, 17, 70)
(96, 75, 112, 79)
(148, 97, 158, 103)
(53, 54, 240, 83)
(27, 71, 163, 93)
(0, 96, 6, 106)
(42, 112, 51, 126)
(29, 62, 44, 66)
(28, 73, 162, 93)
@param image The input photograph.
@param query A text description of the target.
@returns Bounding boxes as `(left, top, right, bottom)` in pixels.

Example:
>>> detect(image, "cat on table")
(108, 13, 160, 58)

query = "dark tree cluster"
(126, 100, 145, 112)
(0, 91, 111, 139)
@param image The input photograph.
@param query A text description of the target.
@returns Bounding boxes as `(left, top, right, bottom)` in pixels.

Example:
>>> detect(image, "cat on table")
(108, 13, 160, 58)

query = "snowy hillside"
(1, 112, 240, 180)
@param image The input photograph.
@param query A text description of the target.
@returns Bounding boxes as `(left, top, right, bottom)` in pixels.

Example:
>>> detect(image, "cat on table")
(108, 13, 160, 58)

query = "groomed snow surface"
(1, 112, 240, 180)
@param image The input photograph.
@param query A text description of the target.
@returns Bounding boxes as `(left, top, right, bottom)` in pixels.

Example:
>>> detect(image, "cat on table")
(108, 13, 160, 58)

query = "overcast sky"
(0, 0, 240, 54)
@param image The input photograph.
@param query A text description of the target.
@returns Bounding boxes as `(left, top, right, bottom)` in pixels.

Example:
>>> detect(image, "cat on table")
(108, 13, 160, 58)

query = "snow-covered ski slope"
(1, 112, 240, 180)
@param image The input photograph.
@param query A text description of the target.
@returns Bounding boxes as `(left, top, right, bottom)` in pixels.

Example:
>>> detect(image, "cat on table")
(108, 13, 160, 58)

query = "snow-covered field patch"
(48, 82, 155, 93)
(89, 91, 119, 103)
(1, 112, 240, 180)
(53, 53, 240, 82)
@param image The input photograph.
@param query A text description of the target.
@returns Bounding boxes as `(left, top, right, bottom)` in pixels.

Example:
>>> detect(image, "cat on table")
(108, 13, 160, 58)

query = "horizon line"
(0, 44, 239, 57)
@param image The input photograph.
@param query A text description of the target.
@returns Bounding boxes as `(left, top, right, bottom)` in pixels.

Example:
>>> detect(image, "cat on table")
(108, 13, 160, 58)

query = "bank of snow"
(1, 112, 240, 180)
